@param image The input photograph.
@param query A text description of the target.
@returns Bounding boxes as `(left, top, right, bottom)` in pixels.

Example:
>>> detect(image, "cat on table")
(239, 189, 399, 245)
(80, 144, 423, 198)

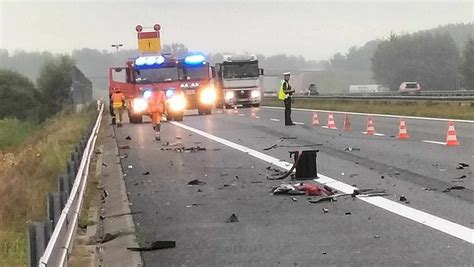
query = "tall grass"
(263, 98, 474, 120)
(0, 119, 36, 150)
(0, 107, 95, 266)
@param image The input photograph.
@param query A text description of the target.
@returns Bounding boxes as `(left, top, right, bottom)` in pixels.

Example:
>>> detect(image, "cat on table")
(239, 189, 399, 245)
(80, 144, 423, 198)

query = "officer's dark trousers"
(284, 97, 292, 125)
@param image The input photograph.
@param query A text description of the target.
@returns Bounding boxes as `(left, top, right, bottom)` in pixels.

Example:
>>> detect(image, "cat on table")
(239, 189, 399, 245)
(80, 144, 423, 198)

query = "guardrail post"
(71, 152, 79, 173)
(67, 160, 76, 183)
(59, 175, 71, 197)
(47, 193, 54, 228)
(44, 219, 53, 245)
(34, 222, 46, 266)
(27, 223, 37, 267)
(51, 192, 61, 228)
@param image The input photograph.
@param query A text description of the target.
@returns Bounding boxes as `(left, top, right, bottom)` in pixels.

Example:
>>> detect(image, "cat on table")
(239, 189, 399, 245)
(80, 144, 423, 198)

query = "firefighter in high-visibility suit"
(147, 89, 166, 141)
(111, 88, 126, 127)
(278, 72, 295, 126)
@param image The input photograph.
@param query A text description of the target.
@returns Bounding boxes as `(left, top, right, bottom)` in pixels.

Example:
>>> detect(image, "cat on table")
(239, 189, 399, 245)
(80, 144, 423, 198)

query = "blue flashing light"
(184, 54, 205, 65)
(165, 89, 174, 98)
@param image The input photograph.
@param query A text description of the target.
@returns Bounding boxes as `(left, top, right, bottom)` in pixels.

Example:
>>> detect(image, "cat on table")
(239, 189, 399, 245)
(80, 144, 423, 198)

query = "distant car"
(399, 81, 421, 94)
(302, 84, 319, 96)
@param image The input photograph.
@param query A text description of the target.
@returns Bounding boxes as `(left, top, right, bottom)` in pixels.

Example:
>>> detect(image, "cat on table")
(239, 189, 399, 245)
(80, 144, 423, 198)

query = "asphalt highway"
(114, 106, 473, 266)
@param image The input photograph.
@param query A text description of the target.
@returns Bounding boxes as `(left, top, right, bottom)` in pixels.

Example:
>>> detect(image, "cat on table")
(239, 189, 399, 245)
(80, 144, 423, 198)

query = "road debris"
(186, 204, 199, 208)
(422, 187, 437, 191)
(374, 235, 381, 239)
(118, 145, 131, 149)
(442, 186, 465, 193)
(453, 175, 467, 180)
(118, 154, 128, 159)
(344, 147, 361, 152)
(142, 171, 150, 175)
(127, 241, 176, 251)
(399, 195, 408, 202)
(226, 213, 239, 223)
(98, 233, 117, 243)
(322, 208, 329, 213)
(102, 162, 108, 167)
(345, 212, 352, 215)
(457, 162, 469, 169)
(251, 181, 263, 184)
(125, 136, 132, 140)
(291, 197, 298, 202)
(127, 165, 133, 169)
(187, 179, 206, 185)
(350, 174, 359, 178)
(175, 136, 182, 139)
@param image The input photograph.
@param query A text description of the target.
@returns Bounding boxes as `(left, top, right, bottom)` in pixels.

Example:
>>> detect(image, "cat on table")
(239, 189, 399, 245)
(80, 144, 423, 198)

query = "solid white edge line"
(422, 140, 447, 145)
(293, 122, 305, 125)
(171, 121, 473, 244)
(262, 106, 474, 124)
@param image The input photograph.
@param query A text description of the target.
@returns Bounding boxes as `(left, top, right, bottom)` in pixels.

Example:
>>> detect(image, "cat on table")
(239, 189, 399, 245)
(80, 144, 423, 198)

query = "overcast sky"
(0, 0, 472, 60)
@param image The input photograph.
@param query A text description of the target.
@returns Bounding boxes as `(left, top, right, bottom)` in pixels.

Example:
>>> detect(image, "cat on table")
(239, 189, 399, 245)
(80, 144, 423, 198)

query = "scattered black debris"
(220, 173, 229, 177)
(322, 208, 329, 213)
(102, 162, 108, 167)
(95, 150, 102, 154)
(350, 174, 359, 178)
(344, 147, 361, 152)
(186, 204, 199, 208)
(187, 179, 206, 185)
(322, 252, 327, 255)
(142, 171, 150, 176)
(118, 145, 131, 149)
(134, 183, 138, 186)
(291, 197, 298, 202)
(118, 155, 128, 159)
(381, 175, 385, 179)
(125, 136, 132, 140)
(223, 184, 230, 187)
(213, 148, 221, 151)
(458, 162, 470, 168)
(197, 189, 203, 192)
(103, 189, 109, 198)
(251, 181, 263, 184)
(374, 235, 381, 239)
(453, 175, 467, 179)
(235, 175, 239, 179)
(394, 171, 400, 176)
(345, 212, 352, 215)
(399, 195, 408, 202)
(184, 146, 206, 152)
(422, 187, 437, 191)
(432, 163, 439, 167)
(127, 241, 176, 251)
(443, 186, 466, 192)
(175, 136, 182, 140)
(226, 213, 239, 223)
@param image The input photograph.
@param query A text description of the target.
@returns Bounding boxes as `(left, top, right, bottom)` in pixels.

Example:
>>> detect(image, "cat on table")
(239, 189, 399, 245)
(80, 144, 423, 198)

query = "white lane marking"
(362, 132, 386, 136)
(270, 118, 280, 122)
(423, 140, 447, 145)
(238, 114, 245, 117)
(255, 116, 261, 119)
(321, 126, 337, 129)
(293, 122, 305, 125)
(171, 121, 474, 244)
(263, 106, 474, 124)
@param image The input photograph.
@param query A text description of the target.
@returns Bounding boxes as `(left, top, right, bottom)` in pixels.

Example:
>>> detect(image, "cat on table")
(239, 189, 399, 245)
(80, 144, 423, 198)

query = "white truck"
(349, 84, 389, 93)
(215, 54, 264, 108)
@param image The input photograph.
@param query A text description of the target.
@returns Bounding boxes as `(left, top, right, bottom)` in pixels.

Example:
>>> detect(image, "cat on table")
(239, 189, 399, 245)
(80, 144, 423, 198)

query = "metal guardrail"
(264, 90, 474, 99)
(290, 95, 474, 101)
(27, 102, 104, 267)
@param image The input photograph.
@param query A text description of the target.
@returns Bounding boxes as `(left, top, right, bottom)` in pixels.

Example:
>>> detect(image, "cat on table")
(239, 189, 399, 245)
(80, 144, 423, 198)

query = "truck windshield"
(222, 62, 259, 79)
(135, 67, 179, 83)
(179, 66, 208, 80)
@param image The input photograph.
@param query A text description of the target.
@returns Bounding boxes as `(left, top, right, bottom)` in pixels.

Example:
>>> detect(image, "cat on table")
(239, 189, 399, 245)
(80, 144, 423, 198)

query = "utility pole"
(111, 44, 123, 65)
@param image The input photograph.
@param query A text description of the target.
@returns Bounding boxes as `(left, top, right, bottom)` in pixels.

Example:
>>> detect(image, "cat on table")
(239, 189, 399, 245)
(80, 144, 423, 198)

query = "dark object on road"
(99, 233, 117, 244)
(184, 146, 206, 152)
(118, 145, 131, 149)
(453, 175, 467, 179)
(226, 213, 239, 223)
(345, 212, 352, 215)
(322, 208, 329, 213)
(442, 186, 466, 192)
(399, 195, 408, 202)
(422, 187, 437, 191)
(291, 197, 298, 202)
(344, 147, 361, 152)
(295, 183, 333, 196)
(125, 136, 132, 140)
(350, 174, 359, 178)
(118, 154, 128, 159)
(187, 179, 206, 185)
(374, 235, 381, 239)
(102, 162, 108, 167)
(381, 175, 385, 179)
(142, 171, 150, 176)
(322, 252, 327, 255)
(127, 241, 176, 251)
(95, 150, 102, 154)
(251, 181, 263, 184)
(457, 162, 470, 169)
(176, 136, 182, 139)
(291, 150, 319, 180)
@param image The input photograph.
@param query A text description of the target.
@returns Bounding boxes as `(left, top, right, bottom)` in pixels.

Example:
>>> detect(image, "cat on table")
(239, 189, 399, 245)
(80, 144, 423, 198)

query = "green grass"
(0, 119, 36, 150)
(0, 106, 96, 266)
(263, 98, 474, 120)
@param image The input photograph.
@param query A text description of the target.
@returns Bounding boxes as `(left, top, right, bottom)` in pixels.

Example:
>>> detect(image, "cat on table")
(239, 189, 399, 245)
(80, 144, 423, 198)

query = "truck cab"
(215, 55, 264, 108)
(177, 54, 216, 115)
(109, 54, 186, 122)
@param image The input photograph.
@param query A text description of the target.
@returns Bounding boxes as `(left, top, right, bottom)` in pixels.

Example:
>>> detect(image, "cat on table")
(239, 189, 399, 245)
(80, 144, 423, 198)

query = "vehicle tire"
(242, 104, 251, 108)
(166, 114, 173, 121)
(129, 114, 143, 124)
(198, 108, 204, 115)
(205, 108, 212, 115)
(224, 104, 232, 109)
(251, 104, 260, 108)
(174, 112, 184, 121)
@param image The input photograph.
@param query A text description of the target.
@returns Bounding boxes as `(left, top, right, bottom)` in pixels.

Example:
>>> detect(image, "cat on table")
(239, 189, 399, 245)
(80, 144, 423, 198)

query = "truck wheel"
(205, 108, 212, 115)
(198, 109, 204, 115)
(251, 104, 260, 108)
(129, 113, 143, 124)
(174, 112, 184, 121)
(224, 104, 232, 109)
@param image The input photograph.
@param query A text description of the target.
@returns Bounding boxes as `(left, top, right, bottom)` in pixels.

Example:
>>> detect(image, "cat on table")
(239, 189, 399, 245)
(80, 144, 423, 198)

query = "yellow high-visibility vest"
(278, 80, 287, 100)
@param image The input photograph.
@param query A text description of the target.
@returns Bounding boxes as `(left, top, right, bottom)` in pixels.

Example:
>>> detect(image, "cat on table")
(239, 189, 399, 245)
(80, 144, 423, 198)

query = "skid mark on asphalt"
(423, 140, 447, 145)
(171, 121, 474, 244)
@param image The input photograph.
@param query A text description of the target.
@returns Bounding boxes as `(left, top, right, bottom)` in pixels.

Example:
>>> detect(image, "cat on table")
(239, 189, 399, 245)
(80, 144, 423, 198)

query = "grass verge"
(262, 98, 474, 120)
(0, 106, 96, 266)
(0, 119, 36, 150)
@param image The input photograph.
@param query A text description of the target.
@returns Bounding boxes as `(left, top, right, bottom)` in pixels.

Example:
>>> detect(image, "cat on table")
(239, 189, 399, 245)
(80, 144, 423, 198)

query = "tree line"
(0, 56, 75, 122)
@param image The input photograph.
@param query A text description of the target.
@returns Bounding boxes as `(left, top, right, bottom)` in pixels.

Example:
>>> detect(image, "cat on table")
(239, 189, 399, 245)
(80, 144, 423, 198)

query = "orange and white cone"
(327, 112, 337, 129)
(343, 113, 352, 131)
(398, 118, 409, 139)
(446, 121, 460, 146)
(312, 113, 320, 127)
(233, 106, 238, 114)
(366, 116, 375, 135)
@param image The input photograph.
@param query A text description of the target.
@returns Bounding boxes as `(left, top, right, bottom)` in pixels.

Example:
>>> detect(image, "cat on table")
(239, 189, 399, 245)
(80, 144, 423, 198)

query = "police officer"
(278, 72, 295, 125)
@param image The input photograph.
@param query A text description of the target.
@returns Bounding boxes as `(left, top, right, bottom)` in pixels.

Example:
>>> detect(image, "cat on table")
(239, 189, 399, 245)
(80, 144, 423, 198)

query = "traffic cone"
(327, 112, 337, 129)
(446, 121, 460, 146)
(398, 118, 409, 139)
(233, 106, 238, 114)
(312, 113, 319, 127)
(366, 116, 375, 135)
(251, 108, 257, 118)
(343, 113, 352, 131)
